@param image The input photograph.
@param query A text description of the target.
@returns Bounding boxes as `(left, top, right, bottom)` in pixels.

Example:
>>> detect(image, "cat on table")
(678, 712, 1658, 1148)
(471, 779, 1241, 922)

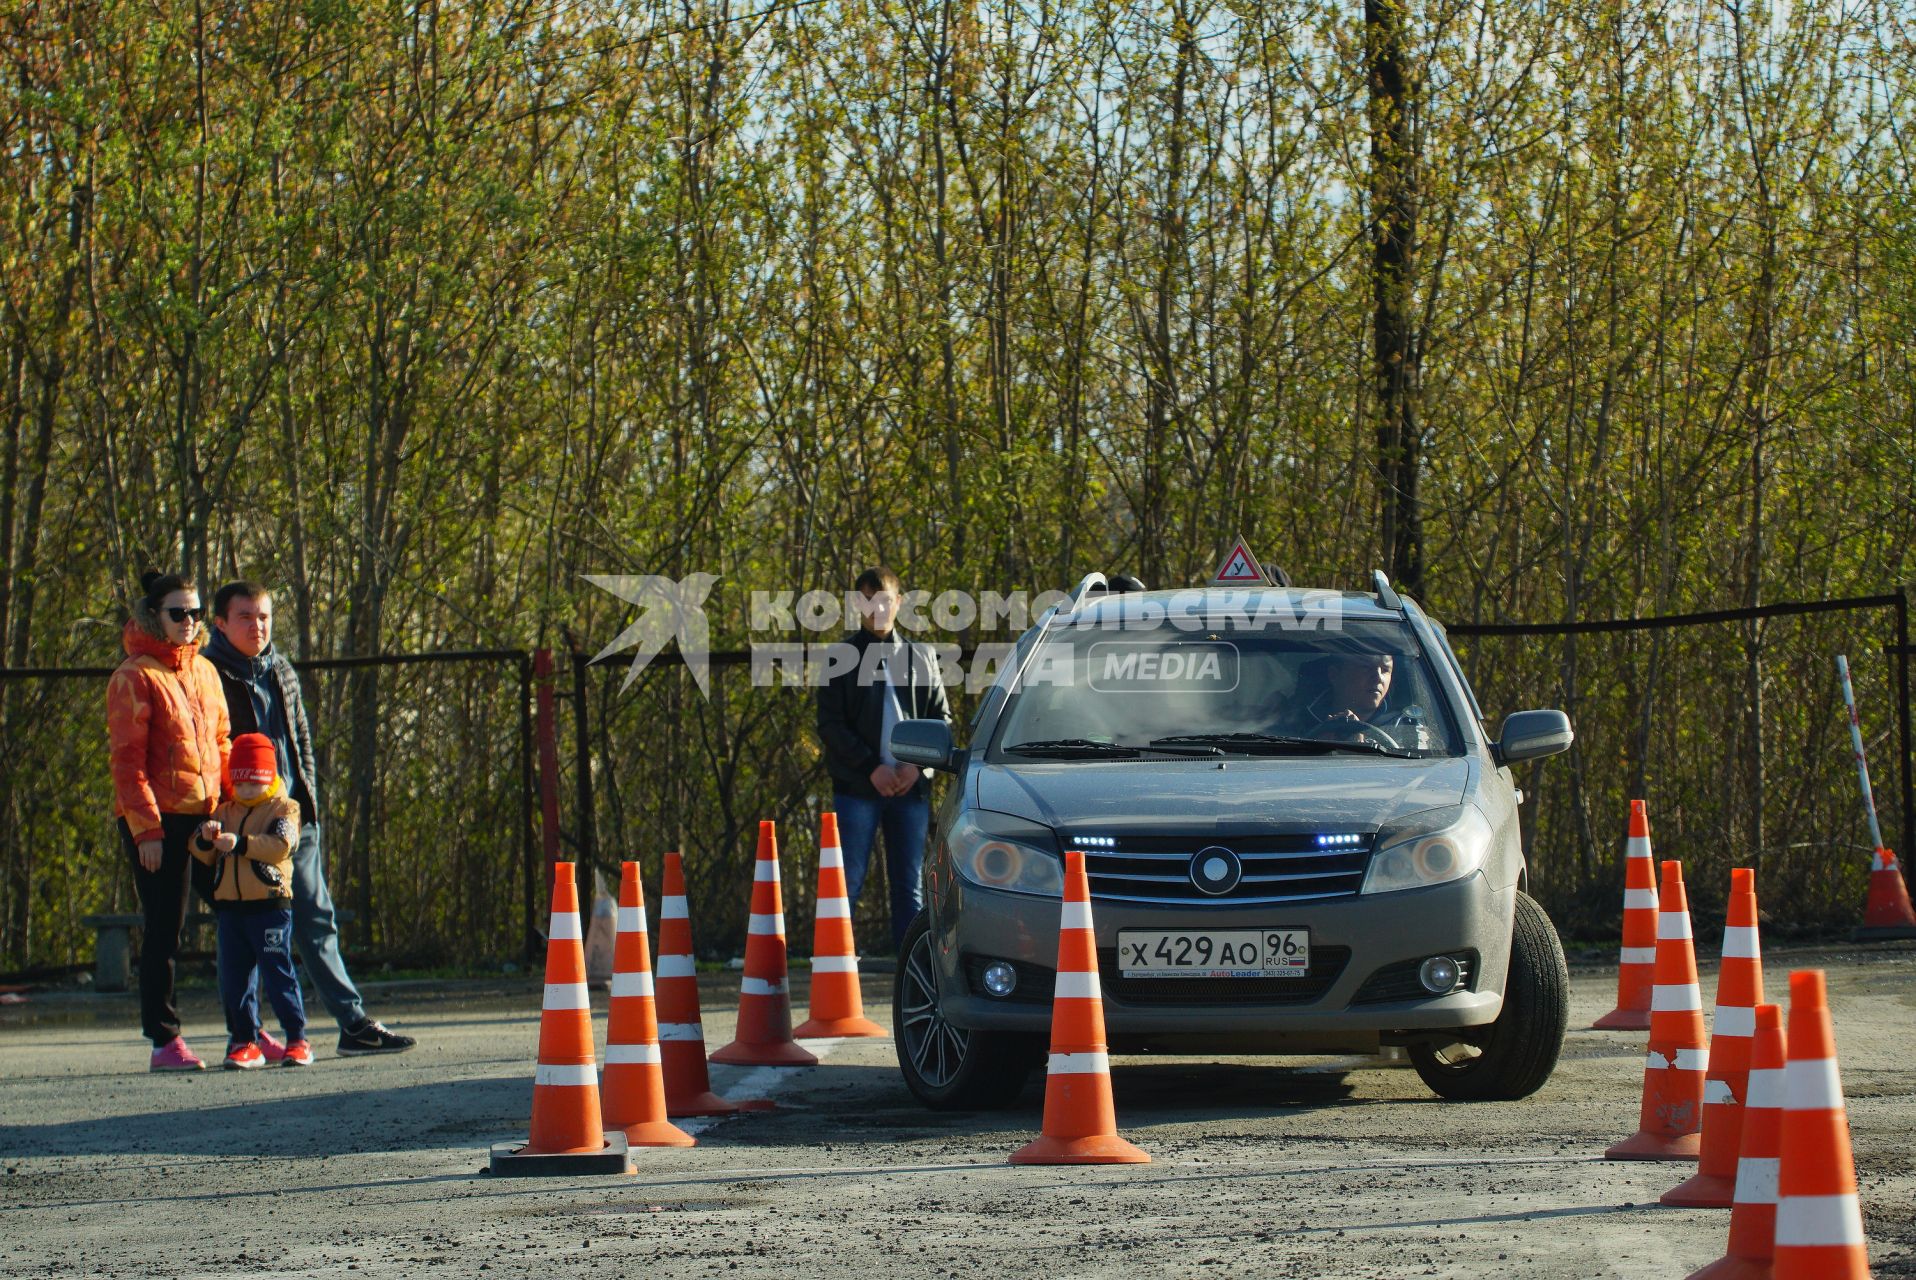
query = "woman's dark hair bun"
(140, 570, 163, 594)
(140, 570, 195, 609)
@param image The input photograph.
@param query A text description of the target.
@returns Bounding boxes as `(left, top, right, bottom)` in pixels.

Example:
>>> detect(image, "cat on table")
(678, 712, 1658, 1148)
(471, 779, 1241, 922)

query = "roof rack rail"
(1066, 572, 1109, 612)
(1372, 570, 1403, 610)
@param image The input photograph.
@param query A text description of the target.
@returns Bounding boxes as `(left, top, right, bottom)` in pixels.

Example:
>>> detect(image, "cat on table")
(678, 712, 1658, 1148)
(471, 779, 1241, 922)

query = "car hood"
(972, 755, 1473, 837)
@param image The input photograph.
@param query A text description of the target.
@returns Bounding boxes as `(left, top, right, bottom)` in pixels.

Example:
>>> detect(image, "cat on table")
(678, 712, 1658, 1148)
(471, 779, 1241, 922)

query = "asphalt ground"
(1, 945, 1912, 1278)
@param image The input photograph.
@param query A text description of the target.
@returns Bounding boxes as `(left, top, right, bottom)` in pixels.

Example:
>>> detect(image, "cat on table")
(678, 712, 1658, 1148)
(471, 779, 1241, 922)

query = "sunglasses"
(165, 606, 205, 623)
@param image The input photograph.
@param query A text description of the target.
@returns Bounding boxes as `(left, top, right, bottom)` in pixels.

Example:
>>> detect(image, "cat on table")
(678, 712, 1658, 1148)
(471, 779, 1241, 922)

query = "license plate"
(1117, 928, 1310, 978)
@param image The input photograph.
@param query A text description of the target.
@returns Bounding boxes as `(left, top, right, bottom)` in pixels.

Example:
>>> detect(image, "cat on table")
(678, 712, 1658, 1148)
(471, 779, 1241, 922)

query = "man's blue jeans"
(833, 788, 929, 952)
(247, 823, 368, 1032)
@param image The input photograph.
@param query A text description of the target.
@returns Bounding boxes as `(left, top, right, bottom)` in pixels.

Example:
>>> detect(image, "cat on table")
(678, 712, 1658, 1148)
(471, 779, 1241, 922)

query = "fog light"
(982, 962, 1018, 997)
(1418, 955, 1461, 994)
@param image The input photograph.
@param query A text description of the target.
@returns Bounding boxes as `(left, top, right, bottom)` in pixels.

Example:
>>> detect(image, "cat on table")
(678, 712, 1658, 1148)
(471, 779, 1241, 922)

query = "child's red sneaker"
(281, 1039, 314, 1067)
(256, 1030, 287, 1063)
(223, 1041, 265, 1070)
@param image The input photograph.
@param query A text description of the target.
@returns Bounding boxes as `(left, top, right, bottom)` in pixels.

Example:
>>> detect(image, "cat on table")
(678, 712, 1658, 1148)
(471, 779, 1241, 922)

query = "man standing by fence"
(816, 566, 953, 951)
(204, 582, 415, 1057)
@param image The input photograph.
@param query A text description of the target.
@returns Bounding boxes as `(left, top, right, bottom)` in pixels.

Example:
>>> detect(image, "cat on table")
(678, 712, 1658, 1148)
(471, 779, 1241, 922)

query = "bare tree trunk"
(1366, 0, 1421, 593)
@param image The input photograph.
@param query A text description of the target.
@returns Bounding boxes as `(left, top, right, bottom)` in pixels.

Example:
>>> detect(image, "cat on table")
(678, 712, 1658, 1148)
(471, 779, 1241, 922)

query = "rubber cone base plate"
(488, 1133, 632, 1177)
(1852, 924, 1916, 941)
(1591, 1008, 1652, 1031)
(709, 1039, 819, 1067)
(1659, 1170, 1735, 1208)
(1604, 1130, 1701, 1162)
(793, 1016, 887, 1039)
(1009, 1133, 1151, 1165)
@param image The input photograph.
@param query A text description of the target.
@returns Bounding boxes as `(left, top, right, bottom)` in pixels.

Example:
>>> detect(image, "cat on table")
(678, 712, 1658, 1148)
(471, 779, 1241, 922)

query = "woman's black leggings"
(118, 812, 209, 1047)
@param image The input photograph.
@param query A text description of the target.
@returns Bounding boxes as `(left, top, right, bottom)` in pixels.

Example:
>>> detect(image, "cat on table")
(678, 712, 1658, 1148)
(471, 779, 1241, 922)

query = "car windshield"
(991, 615, 1462, 759)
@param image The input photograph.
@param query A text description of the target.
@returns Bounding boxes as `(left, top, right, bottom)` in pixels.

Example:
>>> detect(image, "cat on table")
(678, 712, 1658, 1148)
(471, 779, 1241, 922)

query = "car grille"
(1350, 951, 1478, 1004)
(1098, 945, 1351, 1005)
(1077, 834, 1373, 905)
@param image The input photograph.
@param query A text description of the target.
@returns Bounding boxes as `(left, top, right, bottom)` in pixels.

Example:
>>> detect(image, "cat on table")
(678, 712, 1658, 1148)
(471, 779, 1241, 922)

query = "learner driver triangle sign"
(1211, 537, 1270, 586)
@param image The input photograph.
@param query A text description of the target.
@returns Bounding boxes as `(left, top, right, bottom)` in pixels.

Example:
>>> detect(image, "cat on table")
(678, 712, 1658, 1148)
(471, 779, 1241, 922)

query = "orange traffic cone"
(1687, 1003, 1786, 1280)
(1010, 850, 1148, 1166)
(600, 861, 694, 1148)
(1773, 971, 1870, 1279)
(794, 812, 886, 1040)
(711, 821, 818, 1068)
(1666, 867, 1765, 1206)
(1854, 847, 1916, 940)
(489, 863, 631, 1175)
(654, 851, 771, 1116)
(1595, 800, 1659, 1030)
(1606, 859, 1706, 1161)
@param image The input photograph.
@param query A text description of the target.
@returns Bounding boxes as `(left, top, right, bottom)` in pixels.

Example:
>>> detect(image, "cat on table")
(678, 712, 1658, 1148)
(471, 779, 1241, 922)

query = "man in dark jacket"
(815, 566, 954, 950)
(205, 581, 414, 1056)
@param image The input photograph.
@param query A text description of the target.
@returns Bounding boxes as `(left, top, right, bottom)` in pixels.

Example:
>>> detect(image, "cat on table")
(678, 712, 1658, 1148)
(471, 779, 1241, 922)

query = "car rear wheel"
(1410, 890, 1568, 1101)
(893, 911, 1034, 1110)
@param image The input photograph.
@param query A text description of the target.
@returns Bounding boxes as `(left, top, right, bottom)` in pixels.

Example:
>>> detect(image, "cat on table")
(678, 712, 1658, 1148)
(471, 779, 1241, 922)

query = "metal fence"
(2, 587, 1909, 974)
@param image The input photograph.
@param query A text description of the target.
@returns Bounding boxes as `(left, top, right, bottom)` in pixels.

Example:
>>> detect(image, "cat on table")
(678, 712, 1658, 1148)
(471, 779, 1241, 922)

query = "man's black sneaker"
(336, 1021, 416, 1056)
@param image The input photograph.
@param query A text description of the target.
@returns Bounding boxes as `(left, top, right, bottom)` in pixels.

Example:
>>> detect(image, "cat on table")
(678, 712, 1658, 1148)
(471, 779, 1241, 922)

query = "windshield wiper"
(1003, 737, 1219, 759)
(1149, 732, 1420, 759)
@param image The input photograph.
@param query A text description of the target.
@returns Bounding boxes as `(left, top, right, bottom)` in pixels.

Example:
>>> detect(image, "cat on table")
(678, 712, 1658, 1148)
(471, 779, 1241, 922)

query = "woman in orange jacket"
(107, 570, 231, 1071)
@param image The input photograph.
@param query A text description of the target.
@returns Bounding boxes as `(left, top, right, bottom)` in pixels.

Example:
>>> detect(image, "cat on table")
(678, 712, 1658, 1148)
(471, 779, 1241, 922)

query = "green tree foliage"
(1, 0, 1910, 967)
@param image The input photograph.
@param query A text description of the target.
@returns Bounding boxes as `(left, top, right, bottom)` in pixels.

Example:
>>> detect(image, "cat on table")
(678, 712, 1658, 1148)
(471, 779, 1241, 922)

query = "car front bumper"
(930, 870, 1514, 1046)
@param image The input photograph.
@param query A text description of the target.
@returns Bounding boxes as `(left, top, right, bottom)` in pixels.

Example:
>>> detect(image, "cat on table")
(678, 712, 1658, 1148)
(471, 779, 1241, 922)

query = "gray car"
(886, 570, 1574, 1108)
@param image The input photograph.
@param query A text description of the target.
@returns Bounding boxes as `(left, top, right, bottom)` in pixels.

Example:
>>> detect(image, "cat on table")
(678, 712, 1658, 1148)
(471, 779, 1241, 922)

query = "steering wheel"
(1308, 716, 1405, 751)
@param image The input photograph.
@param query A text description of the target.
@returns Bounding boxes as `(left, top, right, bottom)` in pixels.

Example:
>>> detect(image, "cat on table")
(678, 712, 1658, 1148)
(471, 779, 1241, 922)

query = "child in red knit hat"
(190, 732, 311, 1068)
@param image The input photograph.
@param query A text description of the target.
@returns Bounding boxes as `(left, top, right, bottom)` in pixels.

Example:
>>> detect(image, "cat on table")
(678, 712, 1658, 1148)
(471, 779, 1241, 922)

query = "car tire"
(893, 911, 1035, 1110)
(1409, 890, 1568, 1101)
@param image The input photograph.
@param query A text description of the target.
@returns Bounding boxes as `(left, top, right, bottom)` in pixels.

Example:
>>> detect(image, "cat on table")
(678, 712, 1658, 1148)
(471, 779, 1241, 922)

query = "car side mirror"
(1494, 710, 1573, 766)
(889, 718, 956, 771)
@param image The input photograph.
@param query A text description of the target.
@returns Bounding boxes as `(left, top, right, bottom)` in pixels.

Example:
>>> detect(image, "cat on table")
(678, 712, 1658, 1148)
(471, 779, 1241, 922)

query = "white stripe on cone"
(1713, 1004, 1756, 1037)
(543, 982, 590, 1011)
(549, 913, 582, 941)
(741, 977, 787, 997)
(661, 895, 689, 919)
(811, 955, 857, 973)
(820, 844, 844, 870)
(618, 906, 646, 934)
(1657, 911, 1694, 940)
(1061, 901, 1094, 931)
(1733, 1156, 1780, 1206)
(603, 1043, 663, 1065)
(1721, 926, 1760, 959)
(534, 1063, 596, 1087)
(1647, 1047, 1709, 1071)
(1619, 946, 1656, 965)
(755, 861, 780, 882)
(1651, 984, 1702, 1011)
(657, 1023, 703, 1041)
(1783, 1057, 1844, 1112)
(1626, 837, 1653, 859)
(1775, 1195, 1867, 1247)
(1746, 1066, 1785, 1107)
(748, 913, 788, 936)
(1703, 1079, 1737, 1106)
(1054, 971, 1101, 999)
(611, 971, 655, 998)
(1624, 889, 1657, 910)
(655, 955, 697, 980)
(1048, 1051, 1110, 1075)
(815, 898, 851, 919)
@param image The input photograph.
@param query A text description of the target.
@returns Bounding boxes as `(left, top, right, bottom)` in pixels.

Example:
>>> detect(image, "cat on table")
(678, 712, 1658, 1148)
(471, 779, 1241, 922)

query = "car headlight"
(949, 811, 1063, 897)
(1362, 804, 1492, 894)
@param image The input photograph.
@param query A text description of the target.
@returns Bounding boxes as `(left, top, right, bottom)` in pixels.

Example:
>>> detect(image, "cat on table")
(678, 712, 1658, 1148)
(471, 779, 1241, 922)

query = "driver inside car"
(1280, 649, 1433, 750)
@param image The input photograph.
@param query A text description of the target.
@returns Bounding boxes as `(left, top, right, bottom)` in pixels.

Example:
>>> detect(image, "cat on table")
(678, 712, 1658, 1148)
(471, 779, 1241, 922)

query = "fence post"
(1897, 586, 1913, 875)
(519, 653, 536, 967)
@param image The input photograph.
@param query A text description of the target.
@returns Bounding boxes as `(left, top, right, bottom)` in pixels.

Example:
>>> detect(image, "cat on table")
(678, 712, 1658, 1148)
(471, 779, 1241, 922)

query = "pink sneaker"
(281, 1039, 314, 1067)
(257, 1030, 287, 1063)
(149, 1037, 206, 1072)
(223, 1041, 265, 1070)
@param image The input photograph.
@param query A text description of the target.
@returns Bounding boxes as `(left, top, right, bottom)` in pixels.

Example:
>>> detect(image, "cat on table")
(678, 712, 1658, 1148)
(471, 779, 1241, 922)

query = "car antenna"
(1372, 570, 1403, 611)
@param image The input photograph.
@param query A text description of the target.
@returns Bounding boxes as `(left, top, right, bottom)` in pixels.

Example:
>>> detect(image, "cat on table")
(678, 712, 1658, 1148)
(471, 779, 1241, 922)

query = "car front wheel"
(1409, 890, 1569, 1101)
(893, 911, 1034, 1110)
